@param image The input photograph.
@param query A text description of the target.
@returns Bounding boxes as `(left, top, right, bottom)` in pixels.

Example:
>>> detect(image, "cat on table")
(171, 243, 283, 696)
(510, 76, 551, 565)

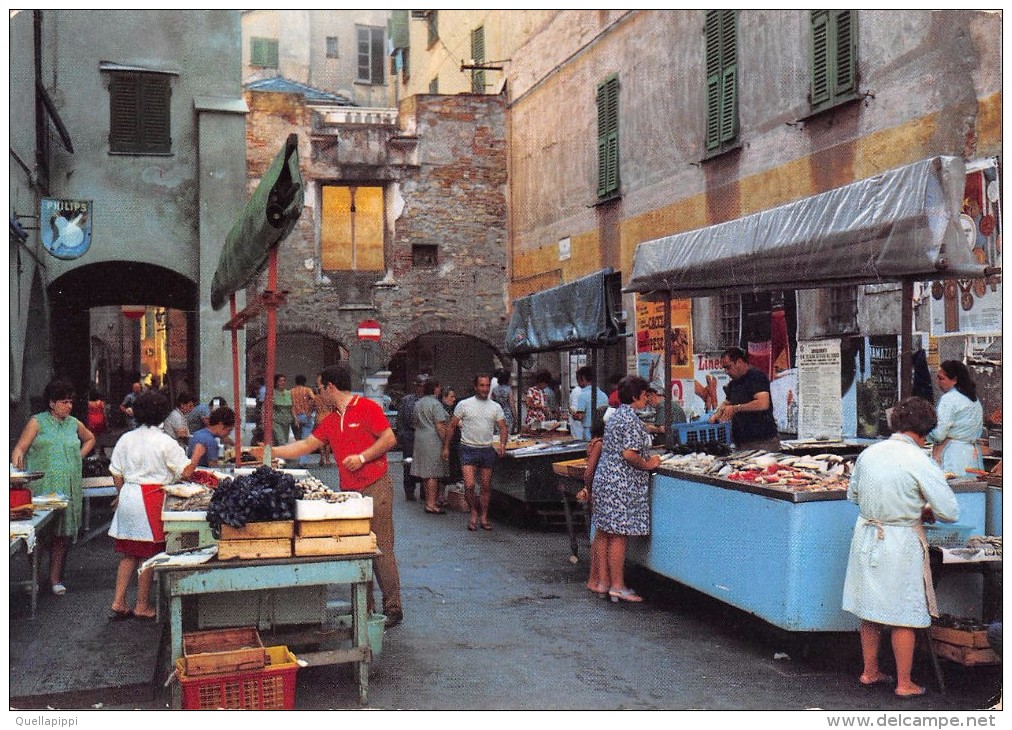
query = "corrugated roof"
(244, 76, 355, 106)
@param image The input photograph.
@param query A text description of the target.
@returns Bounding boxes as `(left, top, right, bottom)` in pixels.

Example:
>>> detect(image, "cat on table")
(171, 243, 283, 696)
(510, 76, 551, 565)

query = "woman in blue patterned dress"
(591, 375, 660, 603)
(11, 379, 97, 595)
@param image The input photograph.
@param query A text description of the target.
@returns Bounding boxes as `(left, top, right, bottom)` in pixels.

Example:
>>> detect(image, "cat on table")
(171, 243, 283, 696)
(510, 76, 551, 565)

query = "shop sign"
(41, 198, 92, 260)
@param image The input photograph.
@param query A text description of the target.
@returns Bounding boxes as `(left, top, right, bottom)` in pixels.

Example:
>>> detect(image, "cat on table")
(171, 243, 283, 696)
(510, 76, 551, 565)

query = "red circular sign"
(357, 319, 381, 341)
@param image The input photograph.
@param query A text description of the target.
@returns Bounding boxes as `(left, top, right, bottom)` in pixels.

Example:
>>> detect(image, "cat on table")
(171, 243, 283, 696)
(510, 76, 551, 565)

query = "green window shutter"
(389, 9, 409, 49)
(596, 75, 620, 198)
(109, 73, 140, 152)
(833, 10, 856, 98)
(705, 10, 737, 152)
(810, 10, 831, 108)
(471, 26, 486, 93)
(251, 37, 278, 68)
(140, 75, 171, 153)
(371, 27, 385, 84)
(810, 10, 858, 112)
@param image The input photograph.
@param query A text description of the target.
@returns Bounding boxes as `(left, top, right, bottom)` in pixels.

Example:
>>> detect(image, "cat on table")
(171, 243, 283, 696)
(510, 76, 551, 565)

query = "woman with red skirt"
(108, 391, 196, 619)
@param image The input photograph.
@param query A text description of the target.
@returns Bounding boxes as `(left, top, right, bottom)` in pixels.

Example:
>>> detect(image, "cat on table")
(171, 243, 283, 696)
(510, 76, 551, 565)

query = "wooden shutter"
(357, 27, 370, 82)
(109, 73, 140, 152)
(596, 75, 620, 198)
(251, 37, 277, 68)
(471, 26, 486, 93)
(810, 10, 831, 108)
(141, 75, 171, 153)
(371, 27, 385, 85)
(705, 10, 737, 152)
(833, 10, 856, 99)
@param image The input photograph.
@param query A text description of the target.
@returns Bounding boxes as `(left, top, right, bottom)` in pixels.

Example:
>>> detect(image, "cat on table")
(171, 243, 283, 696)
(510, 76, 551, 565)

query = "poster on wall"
(797, 340, 842, 441)
(40, 198, 93, 260)
(854, 335, 900, 438)
(929, 159, 1002, 335)
(635, 297, 694, 386)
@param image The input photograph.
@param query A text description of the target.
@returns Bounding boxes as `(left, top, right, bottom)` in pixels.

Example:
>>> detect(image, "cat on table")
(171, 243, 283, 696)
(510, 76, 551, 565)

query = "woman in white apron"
(928, 360, 984, 477)
(842, 397, 959, 698)
(108, 391, 195, 620)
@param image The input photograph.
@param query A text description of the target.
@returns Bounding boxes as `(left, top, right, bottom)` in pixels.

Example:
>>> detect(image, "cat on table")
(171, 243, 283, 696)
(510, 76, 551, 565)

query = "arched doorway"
(388, 332, 502, 407)
(48, 262, 197, 417)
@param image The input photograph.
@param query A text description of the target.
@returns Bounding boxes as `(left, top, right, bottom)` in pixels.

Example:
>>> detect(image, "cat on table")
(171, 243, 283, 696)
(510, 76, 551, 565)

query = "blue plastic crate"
(671, 420, 732, 447)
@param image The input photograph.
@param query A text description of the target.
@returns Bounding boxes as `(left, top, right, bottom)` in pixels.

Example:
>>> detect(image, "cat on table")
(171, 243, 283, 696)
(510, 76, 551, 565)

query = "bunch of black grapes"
(207, 466, 298, 537)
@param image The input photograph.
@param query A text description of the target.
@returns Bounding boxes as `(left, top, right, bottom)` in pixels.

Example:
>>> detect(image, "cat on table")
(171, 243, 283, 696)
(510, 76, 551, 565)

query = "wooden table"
(155, 551, 378, 707)
(9, 508, 60, 619)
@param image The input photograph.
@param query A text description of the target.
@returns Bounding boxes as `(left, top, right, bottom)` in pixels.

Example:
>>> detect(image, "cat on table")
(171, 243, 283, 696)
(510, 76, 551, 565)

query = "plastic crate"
(177, 645, 299, 710)
(671, 420, 732, 447)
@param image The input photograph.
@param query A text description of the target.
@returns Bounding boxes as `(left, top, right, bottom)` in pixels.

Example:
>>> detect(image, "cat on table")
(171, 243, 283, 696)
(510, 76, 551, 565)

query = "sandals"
(587, 583, 609, 597)
(480, 522, 493, 531)
(109, 608, 133, 621)
(608, 587, 644, 603)
(859, 673, 893, 687)
(424, 506, 446, 514)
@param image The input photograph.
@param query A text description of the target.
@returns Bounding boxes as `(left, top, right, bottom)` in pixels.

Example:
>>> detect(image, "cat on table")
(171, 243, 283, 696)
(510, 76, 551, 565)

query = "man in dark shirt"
(711, 347, 779, 449)
(397, 374, 427, 501)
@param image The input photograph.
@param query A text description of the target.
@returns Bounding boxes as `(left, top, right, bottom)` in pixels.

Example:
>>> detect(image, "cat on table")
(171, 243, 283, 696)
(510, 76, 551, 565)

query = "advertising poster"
(929, 159, 1002, 335)
(635, 297, 694, 386)
(854, 335, 899, 437)
(797, 340, 842, 441)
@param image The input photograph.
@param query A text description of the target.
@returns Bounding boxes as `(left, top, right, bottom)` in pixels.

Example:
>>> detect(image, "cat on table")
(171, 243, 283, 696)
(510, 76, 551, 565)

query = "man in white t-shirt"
(568, 368, 591, 439)
(162, 393, 196, 447)
(442, 374, 507, 533)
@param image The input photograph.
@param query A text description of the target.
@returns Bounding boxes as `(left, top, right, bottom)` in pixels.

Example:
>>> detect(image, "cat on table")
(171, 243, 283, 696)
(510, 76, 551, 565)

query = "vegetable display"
(206, 466, 297, 537)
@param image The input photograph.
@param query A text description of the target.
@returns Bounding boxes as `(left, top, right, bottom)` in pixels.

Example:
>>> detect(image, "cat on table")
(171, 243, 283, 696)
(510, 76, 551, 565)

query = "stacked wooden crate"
(930, 624, 1000, 666)
(217, 520, 295, 560)
(293, 493, 376, 556)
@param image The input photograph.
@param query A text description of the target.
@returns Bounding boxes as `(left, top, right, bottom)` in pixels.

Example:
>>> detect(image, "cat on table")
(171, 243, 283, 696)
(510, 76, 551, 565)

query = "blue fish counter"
(626, 467, 989, 632)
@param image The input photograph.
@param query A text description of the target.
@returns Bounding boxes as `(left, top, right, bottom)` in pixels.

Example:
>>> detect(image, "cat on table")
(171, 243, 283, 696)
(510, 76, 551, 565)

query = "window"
(704, 9, 739, 155)
(810, 10, 858, 114)
(427, 10, 439, 47)
(596, 74, 620, 199)
(471, 26, 486, 93)
(429, 77, 439, 94)
(326, 36, 339, 59)
(718, 292, 740, 349)
(827, 286, 858, 334)
(321, 186, 385, 271)
(356, 25, 385, 85)
(250, 37, 279, 68)
(108, 72, 172, 154)
(412, 244, 438, 267)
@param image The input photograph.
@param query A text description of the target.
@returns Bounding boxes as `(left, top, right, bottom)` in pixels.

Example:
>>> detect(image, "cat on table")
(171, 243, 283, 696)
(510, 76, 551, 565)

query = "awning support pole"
(262, 248, 279, 465)
(663, 292, 673, 450)
(900, 280, 913, 401)
(230, 294, 243, 464)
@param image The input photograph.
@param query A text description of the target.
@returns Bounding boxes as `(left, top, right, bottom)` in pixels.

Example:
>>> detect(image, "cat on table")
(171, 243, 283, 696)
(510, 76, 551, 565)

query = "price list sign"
(797, 340, 842, 441)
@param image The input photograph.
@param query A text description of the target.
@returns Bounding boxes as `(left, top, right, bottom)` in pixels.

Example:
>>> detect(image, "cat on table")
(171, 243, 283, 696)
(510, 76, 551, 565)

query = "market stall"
(499, 269, 623, 518)
(622, 155, 998, 631)
(10, 471, 64, 620)
(149, 137, 378, 708)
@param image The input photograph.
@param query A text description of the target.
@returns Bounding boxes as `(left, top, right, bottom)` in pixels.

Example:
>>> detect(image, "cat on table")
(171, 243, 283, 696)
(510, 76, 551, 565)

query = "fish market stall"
(623, 156, 996, 631)
(495, 433, 590, 507)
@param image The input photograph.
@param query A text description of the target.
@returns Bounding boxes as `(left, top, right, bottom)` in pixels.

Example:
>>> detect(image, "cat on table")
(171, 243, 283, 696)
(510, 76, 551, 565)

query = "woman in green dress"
(271, 373, 295, 447)
(11, 379, 96, 595)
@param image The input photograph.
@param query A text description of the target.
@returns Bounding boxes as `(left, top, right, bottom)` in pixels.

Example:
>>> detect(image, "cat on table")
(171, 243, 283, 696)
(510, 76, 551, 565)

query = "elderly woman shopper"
(927, 360, 984, 477)
(411, 379, 450, 514)
(108, 391, 196, 620)
(842, 397, 959, 698)
(11, 379, 96, 595)
(591, 375, 661, 603)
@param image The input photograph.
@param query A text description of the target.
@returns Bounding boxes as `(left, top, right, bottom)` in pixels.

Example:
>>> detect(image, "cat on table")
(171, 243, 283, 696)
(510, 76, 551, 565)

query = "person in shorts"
(442, 374, 507, 532)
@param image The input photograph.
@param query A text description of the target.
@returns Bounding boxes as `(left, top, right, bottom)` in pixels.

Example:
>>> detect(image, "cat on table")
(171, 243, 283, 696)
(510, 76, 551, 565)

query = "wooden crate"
(932, 639, 1000, 666)
(293, 532, 377, 557)
(551, 458, 587, 478)
(930, 625, 992, 649)
(217, 538, 292, 560)
(296, 518, 371, 538)
(182, 627, 266, 677)
(220, 520, 294, 540)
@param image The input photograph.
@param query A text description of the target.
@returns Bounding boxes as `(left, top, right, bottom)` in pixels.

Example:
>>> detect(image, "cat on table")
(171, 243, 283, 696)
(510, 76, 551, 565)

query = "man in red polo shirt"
(266, 363, 403, 628)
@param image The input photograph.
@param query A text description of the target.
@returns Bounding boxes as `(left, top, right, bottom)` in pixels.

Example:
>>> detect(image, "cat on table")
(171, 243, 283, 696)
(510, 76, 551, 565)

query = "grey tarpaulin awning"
(505, 268, 623, 355)
(211, 134, 305, 310)
(625, 156, 990, 298)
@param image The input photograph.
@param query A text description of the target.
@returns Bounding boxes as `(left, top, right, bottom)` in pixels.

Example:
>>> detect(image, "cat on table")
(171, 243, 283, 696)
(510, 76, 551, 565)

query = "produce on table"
(206, 465, 297, 537)
(295, 476, 354, 503)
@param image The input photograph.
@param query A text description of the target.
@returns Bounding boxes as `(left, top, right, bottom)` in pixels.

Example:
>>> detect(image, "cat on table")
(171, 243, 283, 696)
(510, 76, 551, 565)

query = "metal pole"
(230, 294, 242, 465)
(263, 248, 279, 465)
(663, 293, 674, 450)
(900, 280, 913, 401)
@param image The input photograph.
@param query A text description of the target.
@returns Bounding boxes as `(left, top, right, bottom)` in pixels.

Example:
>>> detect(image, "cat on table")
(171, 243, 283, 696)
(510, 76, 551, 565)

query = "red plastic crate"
(177, 645, 298, 710)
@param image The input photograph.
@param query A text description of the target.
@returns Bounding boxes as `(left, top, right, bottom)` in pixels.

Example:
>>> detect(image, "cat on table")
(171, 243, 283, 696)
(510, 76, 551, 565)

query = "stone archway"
(245, 330, 347, 398)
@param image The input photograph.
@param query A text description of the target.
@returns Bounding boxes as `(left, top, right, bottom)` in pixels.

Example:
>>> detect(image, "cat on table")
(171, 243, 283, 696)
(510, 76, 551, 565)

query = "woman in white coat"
(927, 360, 984, 477)
(842, 397, 959, 698)
(108, 391, 195, 619)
